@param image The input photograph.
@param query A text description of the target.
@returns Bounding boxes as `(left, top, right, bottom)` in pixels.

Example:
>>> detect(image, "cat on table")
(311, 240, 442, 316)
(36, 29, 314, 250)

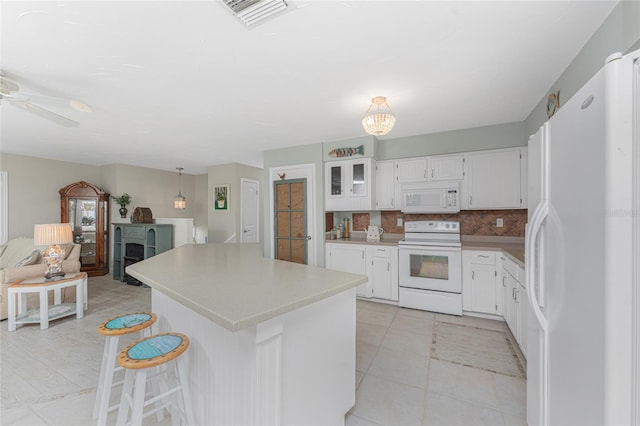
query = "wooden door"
(274, 179, 307, 264)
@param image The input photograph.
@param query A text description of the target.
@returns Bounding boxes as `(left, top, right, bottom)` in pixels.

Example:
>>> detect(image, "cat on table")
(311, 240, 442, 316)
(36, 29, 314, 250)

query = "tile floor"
(347, 300, 526, 425)
(1, 276, 526, 425)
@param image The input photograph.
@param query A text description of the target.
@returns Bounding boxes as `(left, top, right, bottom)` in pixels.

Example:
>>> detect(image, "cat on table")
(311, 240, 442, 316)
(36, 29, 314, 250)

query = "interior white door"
(241, 179, 259, 243)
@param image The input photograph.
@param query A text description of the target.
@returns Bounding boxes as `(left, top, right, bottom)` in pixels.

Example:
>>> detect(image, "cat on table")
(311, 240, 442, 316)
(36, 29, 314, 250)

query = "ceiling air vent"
(223, 0, 290, 27)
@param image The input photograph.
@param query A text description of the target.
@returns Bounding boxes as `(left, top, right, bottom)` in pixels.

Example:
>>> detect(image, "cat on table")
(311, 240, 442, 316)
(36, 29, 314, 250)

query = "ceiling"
(0, 1, 617, 175)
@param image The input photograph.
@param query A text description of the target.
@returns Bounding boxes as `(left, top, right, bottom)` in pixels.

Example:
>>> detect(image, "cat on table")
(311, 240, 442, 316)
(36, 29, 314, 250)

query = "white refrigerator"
(526, 49, 639, 425)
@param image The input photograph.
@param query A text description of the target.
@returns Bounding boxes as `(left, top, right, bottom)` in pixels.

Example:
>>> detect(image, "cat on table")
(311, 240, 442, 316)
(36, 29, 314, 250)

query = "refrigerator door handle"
(526, 199, 550, 333)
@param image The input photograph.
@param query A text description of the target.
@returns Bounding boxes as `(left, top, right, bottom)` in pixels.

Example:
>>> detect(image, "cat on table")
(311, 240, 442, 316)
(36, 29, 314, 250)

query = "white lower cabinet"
(462, 250, 500, 315)
(325, 243, 398, 302)
(500, 254, 527, 359)
(325, 243, 369, 297)
(369, 246, 399, 301)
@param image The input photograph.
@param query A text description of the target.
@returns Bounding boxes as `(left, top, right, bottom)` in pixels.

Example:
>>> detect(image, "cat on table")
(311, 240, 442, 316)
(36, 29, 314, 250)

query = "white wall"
(0, 153, 102, 238)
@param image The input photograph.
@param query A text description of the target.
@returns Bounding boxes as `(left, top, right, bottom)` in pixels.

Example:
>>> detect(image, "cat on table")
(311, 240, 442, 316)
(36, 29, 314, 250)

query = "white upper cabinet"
(396, 157, 428, 182)
(325, 158, 375, 211)
(464, 148, 526, 209)
(428, 154, 465, 181)
(375, 160, 396, 210)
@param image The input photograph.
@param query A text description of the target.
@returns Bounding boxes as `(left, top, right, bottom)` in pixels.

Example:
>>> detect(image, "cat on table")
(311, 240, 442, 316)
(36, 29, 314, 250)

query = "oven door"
(399, 245, 462, 293)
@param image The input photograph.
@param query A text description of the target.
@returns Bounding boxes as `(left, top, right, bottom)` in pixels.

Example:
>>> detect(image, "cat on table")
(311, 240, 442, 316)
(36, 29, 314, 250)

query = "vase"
(217, 200, 225, 209)
(119, 206, 128, 218)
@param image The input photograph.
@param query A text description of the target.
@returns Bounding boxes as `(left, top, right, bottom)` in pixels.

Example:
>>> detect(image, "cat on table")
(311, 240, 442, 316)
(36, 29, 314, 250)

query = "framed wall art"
(214, 185, 229, 211)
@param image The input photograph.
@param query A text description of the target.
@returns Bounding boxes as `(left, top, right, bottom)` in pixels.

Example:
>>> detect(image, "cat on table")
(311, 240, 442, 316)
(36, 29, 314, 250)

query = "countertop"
(126, 243, 367, 332)
(325, 233, 525, 266)
(461, 236, 525, 266)
(325, 232, 403, 246)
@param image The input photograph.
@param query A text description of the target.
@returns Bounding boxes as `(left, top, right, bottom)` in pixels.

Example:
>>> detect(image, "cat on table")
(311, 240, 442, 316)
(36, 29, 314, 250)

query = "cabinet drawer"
(123, 226, 145, 239)
(371, 246, 391, 258)
(469, 251, 495, 265)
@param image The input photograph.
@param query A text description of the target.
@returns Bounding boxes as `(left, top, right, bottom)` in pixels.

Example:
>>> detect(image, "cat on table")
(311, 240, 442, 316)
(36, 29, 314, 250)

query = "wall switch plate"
(397, 217, 403, 227)
(496, 218, 503, 227)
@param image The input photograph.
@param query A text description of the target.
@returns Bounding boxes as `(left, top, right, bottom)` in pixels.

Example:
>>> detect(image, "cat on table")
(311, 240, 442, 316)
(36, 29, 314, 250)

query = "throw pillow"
(60, 243, 75, 259)
(15, 249, 41, 267)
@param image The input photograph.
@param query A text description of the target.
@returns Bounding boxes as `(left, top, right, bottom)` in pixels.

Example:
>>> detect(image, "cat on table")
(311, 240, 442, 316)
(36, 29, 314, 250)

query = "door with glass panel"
(274, 179, 307, 264)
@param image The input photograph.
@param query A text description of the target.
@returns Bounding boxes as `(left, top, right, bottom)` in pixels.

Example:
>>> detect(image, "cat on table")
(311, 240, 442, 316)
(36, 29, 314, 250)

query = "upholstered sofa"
(1, 237, 81, 320)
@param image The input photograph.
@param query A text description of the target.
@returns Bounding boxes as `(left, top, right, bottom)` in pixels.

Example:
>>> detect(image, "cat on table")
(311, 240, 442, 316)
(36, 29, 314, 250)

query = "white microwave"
(400, 182, 460, 214)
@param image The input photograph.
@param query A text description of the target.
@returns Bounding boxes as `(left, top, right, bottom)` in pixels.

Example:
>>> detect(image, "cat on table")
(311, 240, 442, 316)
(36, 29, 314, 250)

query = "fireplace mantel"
(112, 223, 173, 282)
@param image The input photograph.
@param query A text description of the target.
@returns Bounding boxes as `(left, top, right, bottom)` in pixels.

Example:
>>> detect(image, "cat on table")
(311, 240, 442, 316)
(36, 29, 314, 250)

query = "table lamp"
(34, 223, 73, 280)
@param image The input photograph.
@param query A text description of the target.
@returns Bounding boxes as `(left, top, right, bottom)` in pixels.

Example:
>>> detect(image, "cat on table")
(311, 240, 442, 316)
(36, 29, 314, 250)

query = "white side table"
(7, 272, 88, 331)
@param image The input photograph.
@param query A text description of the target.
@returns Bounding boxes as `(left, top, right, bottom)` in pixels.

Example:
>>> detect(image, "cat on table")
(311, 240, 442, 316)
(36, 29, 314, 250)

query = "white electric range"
(398, 220, 462, 315)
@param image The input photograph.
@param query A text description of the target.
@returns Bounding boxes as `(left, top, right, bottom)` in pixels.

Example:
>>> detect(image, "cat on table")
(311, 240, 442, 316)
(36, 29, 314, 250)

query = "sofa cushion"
(15, 249, 40, 267)
(0, 237, 36, 269)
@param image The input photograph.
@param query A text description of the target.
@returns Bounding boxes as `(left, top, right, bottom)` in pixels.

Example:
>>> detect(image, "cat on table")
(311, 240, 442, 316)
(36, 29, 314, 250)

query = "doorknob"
(305, 235, 312, 240)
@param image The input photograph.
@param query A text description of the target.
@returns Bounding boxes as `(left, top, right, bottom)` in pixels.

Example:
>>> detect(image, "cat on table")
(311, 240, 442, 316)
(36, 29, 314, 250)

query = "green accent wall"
(377, 122, 526, 160)
(525, 0, 640, 137)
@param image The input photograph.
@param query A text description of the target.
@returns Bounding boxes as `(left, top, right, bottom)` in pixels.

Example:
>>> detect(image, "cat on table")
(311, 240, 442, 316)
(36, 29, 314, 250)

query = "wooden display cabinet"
(59, 181, 110, 276)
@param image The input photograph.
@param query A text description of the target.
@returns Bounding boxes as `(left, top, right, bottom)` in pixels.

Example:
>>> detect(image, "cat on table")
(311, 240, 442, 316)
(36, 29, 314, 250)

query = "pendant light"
(362, 96, 396, 136)
(174, 167, 186, 209)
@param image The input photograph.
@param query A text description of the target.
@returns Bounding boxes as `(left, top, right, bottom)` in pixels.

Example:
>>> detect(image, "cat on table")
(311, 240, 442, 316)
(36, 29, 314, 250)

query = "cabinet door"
(325, 162, 345, 211)
(466, 149, 523, 209)
(349, 159, 369, 198)
(325, 244, 369, 297)
(371, 257, 391, 300)
(375, 161, 396, 209)
(396, 158, 427, 182)
(505, 273, 519, 341)
(517, 266, 527, 358)
(470, 264, 497, 314)
(428, 155, 464, 181)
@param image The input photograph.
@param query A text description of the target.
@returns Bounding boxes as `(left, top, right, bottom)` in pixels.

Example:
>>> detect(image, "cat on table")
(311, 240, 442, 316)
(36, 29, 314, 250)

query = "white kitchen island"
(126, 243, 367, 426)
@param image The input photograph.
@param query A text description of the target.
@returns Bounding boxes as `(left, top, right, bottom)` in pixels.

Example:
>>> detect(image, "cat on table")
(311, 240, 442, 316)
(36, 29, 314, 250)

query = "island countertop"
(126, 243, 367, 332)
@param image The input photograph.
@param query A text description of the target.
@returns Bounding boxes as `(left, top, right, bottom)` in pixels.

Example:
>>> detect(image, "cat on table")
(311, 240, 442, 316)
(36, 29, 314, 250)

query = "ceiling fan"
(0, 70, 92, 127)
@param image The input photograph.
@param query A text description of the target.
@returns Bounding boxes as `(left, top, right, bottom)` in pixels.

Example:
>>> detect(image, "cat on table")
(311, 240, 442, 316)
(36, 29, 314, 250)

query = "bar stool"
(93, 312, 157, 426)
(116, 332, 195, 426)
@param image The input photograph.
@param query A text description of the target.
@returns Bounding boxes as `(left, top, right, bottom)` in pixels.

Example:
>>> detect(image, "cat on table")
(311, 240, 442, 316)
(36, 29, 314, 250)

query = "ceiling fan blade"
(10, 101, 80, 127)
(25, 93, 92, 112)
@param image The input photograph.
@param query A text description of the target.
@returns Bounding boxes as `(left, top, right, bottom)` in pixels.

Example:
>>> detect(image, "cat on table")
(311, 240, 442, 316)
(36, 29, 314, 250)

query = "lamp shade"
(362, 96, 396, 136)
(34, 223, 73, 246)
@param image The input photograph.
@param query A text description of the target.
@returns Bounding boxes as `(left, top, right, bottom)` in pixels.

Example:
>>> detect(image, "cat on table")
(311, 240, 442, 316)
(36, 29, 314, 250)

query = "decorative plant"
(111, 193, 132, 207)
(216, 191, 225, 202)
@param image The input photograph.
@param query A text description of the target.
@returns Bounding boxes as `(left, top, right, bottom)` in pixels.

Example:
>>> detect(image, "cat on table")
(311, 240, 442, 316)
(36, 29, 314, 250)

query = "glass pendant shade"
(362, 96, 396, 136)
(174, 167, 186, 209)
(174, 194, 186, 209)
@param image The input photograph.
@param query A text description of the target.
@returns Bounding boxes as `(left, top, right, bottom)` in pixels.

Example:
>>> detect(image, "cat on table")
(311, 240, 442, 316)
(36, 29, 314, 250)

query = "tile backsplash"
(381, 210, 527, 236)
(327, 210, 527, 237)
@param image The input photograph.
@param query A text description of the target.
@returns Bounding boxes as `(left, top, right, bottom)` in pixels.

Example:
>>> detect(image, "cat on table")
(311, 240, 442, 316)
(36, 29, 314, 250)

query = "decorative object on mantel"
(214, 185, 229, 211)
(33, 223, 73, 280)
(547, 91, 560, 118)
(111, 193, 132, 218)
(328, 145, 364, 158)
(174, 167, 186, 209)
(132, 207, 153, 223)
(362, 96, 396, 136)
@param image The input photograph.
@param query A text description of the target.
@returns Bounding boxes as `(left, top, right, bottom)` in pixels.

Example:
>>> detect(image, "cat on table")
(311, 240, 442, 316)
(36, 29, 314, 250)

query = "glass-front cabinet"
(59, 181, 110, 276)
(324, 158, 375, 211)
